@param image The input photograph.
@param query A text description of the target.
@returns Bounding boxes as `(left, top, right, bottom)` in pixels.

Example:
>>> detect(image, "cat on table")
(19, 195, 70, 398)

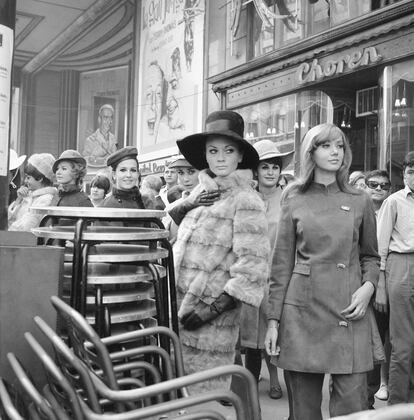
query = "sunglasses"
(366, 181, 391, 191)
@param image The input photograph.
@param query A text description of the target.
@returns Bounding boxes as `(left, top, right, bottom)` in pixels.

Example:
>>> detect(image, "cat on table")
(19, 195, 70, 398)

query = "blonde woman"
(265, 123, 381, 418)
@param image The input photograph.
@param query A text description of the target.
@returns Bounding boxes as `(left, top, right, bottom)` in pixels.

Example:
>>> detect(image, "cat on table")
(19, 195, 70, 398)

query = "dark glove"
(180, 292, 237, 331)
(169, 190, 221, 225)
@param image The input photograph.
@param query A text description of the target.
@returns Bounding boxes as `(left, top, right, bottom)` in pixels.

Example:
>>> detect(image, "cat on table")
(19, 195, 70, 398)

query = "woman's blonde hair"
(284, 123, 358, 198)
(66, 161, 87, 187)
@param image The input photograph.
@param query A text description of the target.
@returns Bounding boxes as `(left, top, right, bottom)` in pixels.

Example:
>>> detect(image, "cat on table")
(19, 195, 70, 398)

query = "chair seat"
(85, 283, 154, 304)
(32, 225, 169, 241)
(65, 244, 169, 262)
(85, 300, 157, 325)
(63, 263, 158, 284)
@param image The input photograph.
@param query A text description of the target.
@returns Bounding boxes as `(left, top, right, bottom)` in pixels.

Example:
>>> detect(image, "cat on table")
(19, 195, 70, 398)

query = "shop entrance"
(321, 68, 381, 173)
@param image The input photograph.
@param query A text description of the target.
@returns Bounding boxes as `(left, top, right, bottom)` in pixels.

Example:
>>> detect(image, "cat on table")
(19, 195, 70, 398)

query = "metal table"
(30, 207, 178, 337)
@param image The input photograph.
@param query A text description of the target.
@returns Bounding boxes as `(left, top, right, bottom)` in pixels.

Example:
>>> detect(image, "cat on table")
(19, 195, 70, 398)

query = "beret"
(107, 146, 138, 169)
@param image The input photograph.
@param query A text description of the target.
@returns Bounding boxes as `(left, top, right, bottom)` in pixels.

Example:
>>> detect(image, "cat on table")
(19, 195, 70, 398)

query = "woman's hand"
(16, 186, 29, 200)
(373, 271, 388, 313)
(187, 188, 220, 207)
(341, 281, 375, 321)
(265, 320, 280, 357)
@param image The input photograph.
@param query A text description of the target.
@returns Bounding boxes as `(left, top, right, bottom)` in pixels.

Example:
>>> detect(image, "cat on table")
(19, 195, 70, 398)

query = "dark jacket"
(268, 181, 380, 374)
(52, 186, 93, 207)
(101, 186, 146, 209)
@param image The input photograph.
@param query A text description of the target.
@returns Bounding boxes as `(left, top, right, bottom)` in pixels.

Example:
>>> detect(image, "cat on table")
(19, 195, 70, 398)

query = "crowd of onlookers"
(5, 112, 414, 418)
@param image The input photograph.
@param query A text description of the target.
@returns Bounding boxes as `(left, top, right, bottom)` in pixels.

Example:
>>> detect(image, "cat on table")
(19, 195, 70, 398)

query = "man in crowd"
(377, 151, 414, 405)
(83, 104, 118, 164)
(364, 169, 392, 408)
(160, 162, 178, 205)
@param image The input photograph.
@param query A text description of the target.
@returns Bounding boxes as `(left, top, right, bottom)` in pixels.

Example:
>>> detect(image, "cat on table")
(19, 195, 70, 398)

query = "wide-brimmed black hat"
(176, 110, 259, 170)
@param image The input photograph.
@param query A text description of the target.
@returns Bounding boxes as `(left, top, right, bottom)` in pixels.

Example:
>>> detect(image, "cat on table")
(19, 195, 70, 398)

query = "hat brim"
(177, 131, 259, 171)
(9, 155, 27, 170)
(53, 156, 86, 173)
(259, 150, 295, 171)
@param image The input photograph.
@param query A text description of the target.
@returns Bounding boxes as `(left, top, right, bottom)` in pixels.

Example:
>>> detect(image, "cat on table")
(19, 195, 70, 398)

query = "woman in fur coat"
(170, 110, 270, 392)
(8, 153, 57, 231)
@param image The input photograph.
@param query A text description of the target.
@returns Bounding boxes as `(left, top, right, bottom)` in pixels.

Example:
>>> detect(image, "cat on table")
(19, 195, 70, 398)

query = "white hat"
(9, 149, 27, 170)
(28, 153, 56, 182)
(253, 140, 294, 170)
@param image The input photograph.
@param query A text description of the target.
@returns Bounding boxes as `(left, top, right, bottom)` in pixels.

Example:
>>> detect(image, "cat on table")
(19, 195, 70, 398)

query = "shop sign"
(140, 155, 178, 175)
(297, 47, 382, 84)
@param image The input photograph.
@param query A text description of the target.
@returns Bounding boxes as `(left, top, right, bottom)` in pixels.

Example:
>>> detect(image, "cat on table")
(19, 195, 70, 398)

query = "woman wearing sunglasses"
(265, 123, 383, 418)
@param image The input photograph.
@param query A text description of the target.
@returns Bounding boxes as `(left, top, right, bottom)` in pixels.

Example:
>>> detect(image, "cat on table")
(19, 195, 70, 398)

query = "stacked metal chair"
(1, 296, 260, 420)
(31, 207, 178, 338)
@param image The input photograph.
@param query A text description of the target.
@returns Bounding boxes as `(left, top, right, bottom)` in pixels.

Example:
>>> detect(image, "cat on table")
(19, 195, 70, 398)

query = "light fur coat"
(174, 169, 270, 357)
(8, 186, 57, 231)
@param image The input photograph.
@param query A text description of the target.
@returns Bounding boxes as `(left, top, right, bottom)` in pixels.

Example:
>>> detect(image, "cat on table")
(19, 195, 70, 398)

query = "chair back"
(24, 332, 84, 420)
(6, 353, 57, 420)
(50, 295, 120, 390)
(0, 378, 26, 420)
(33, 316, 102, 413)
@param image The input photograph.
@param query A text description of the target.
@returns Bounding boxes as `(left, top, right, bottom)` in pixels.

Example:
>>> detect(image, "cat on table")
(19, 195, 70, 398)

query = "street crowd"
(6, 110, 414, 419)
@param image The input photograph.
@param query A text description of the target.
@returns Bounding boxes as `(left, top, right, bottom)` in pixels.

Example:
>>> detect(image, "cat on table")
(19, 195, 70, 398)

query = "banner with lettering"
(137, 0, 205, 156)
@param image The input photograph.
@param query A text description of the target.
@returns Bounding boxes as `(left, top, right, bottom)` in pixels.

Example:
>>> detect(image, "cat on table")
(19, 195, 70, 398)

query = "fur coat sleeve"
(224, 190, 270, 307)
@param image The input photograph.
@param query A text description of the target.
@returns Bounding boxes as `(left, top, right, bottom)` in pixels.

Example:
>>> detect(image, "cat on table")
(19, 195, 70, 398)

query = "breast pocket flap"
(292, 263, 311, 276)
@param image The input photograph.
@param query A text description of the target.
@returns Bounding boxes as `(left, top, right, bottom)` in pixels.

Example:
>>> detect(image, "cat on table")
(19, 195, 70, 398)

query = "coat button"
(337, 263, 346, 269)
(339, 321, 348, 327)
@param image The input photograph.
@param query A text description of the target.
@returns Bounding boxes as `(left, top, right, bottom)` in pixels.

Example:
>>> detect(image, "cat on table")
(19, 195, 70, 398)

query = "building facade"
(206, 0, 414, 188)
(9, 0, 414, 188)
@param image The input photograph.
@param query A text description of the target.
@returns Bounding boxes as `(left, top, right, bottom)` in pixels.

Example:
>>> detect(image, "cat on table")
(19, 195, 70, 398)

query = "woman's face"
(312, 137, 344, 174)
(205, 137, 243, 179)
(257, 161, 280, 189)
(176, 167, 199, 192)
(354, 178, 366, 190)
(55, 161, 76, 185)
(24, 174, 43, 191)
(114, 158, 139, 190)
(90, 185, 106, 201)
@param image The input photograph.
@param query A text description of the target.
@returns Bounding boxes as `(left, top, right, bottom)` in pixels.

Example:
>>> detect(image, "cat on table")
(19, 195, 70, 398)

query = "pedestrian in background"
(163, 156, 200, 244)
(8, 153, 57, 231)
(89, 174, 111, 207)
(51, 150, 92, 207)
(171, 110, 270, 392)
(160, 162, 178, 205)
(265, 123, 381, 418)
(364, 169, 392, 407)
(349, 170, 367, 190)
(377, 151, 414, 405)
(102, 146, 151, 209)
(141, 174, 165, 210)
(8, 149, 26, 205)
(240, 139, 294, 400)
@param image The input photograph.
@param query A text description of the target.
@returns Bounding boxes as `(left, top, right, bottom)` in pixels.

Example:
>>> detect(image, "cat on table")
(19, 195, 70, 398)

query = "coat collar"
(309, 180, 340, 193)
(198, 169, 254, 192)
(32, 186, 57, 198)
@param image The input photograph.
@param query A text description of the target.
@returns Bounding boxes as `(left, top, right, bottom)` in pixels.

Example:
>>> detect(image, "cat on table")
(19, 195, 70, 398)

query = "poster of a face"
(138, 0, 205, 155)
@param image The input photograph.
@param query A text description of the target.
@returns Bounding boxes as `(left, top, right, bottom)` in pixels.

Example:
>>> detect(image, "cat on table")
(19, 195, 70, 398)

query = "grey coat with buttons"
(267, 182, 380, 374)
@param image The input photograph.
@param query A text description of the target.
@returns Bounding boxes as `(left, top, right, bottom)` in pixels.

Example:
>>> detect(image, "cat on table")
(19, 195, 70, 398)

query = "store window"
(235, 90, 333, 172)
(379, 61, 414, 188)
(247, 0, 402, 59)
